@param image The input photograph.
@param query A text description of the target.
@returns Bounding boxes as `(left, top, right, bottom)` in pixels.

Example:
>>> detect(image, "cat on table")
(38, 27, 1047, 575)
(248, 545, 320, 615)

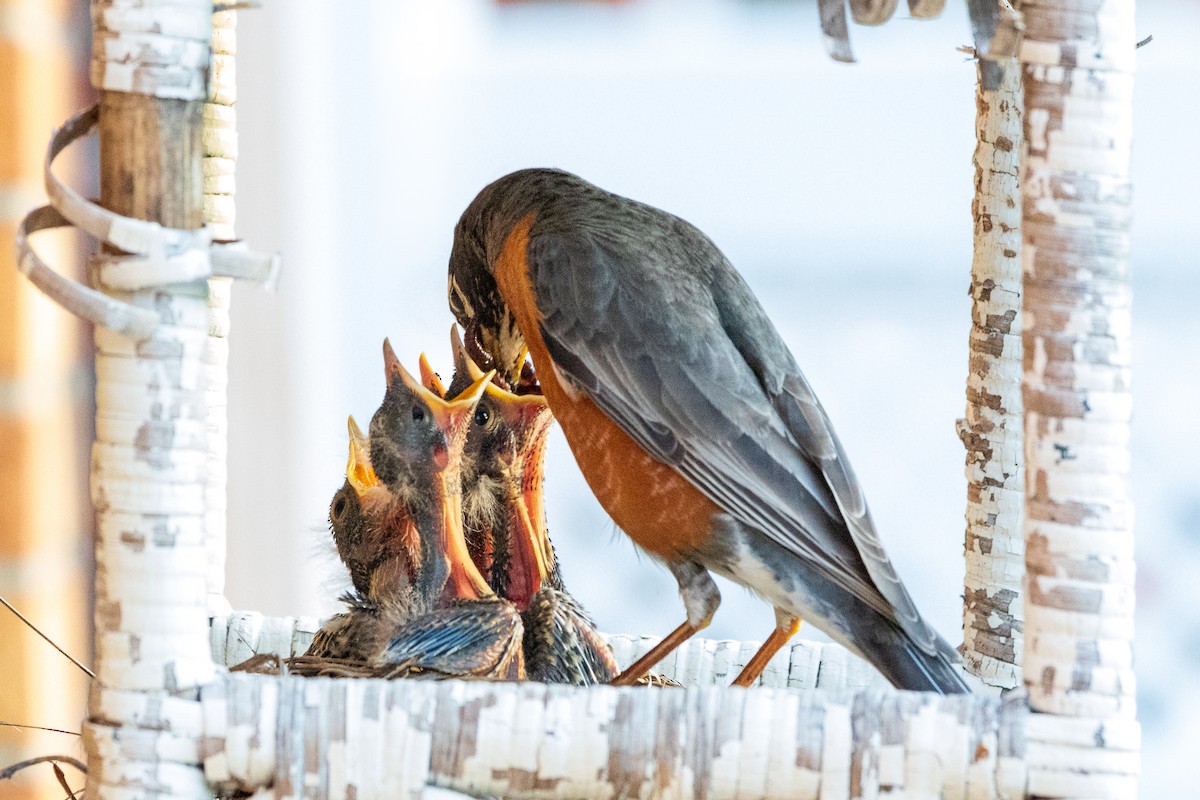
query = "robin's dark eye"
(474, 407, 490, 426)
(411, 406, 425, 422)
(332, 496, 347, 521)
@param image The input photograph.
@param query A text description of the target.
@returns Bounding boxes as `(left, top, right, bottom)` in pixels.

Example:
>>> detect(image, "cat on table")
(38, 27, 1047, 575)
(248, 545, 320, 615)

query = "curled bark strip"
(907, 0, 945, 19)
(15, 205, 161, 338)
(818, 0, 855, 63)
(848, 0, 898, 26)
(45, 105, 209, 258)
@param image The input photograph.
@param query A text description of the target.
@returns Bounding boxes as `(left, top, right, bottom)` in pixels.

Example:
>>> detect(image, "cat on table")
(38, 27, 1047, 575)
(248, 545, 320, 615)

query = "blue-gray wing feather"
(529, 222, 937, 654)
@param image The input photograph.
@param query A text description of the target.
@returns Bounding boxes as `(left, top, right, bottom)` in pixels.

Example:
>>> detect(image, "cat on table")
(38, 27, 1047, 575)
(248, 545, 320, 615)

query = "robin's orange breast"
(494, 215, 720, 560)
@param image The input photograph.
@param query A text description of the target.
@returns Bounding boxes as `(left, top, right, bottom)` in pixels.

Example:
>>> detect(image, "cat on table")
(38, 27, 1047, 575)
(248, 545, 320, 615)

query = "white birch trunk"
(960, 54, 1025, 691)
(1019, 0, 1139, 795)
(83, 2, 216, 797)
(205, 8, 237, 617)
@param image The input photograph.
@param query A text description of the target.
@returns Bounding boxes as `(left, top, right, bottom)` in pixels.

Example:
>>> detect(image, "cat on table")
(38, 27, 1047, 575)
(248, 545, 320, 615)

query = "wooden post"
(959, 51, 1025, 691)
(1019, 0, 1139, 795)
(84, 2, 216, 797)
(0, 2, 89, 799)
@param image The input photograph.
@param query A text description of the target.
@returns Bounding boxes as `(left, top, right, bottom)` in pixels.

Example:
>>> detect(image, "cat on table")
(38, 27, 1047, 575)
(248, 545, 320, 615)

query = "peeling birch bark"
(1019, 0, 1137, 719)
(205, 8, 237, 617)
(1018, 0, 1140, 795)
(84, 2, 216, 798)
(204, 675, 1032, 800)
(960, 53, 1024, 691)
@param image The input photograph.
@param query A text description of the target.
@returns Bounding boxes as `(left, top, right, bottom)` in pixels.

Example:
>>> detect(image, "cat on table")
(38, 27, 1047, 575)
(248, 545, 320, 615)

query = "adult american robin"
(446, 168, 968, 692)
(306, 344, 524, 680)
(434, 328, 619, 684)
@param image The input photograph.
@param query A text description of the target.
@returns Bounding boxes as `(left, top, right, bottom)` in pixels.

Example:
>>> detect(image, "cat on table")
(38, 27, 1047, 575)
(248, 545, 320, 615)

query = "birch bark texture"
(1018, 0, 1137, 720)
(85, 1, 216, 797)
(204, 675, 1029, 800)
(205, 9, 237, 617)
(960, 55, 1025, 691)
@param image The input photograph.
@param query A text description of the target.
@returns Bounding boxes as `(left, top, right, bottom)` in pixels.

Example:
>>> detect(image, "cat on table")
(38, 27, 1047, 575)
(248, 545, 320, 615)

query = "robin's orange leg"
(610, 560, 719, 686)
(611, 621, 699, 686)
(731, 613, 802, 687)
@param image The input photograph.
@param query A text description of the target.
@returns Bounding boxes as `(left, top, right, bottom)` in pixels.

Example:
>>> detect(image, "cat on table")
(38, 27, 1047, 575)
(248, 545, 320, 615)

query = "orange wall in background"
(0, 1, 92, 798)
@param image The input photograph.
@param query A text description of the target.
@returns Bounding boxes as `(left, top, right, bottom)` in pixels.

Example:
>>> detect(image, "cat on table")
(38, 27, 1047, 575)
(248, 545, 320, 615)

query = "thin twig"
(0, 755, 87, 782)
(0, 595, 94, 679)
(1136, 34, 1153, 49)
(0, 721, 80, 736)
(51, 762, 78, 800)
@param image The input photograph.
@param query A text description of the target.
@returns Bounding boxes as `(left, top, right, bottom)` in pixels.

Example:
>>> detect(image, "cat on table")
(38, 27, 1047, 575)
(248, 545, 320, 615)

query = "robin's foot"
(730, 615, 802, 687)
(609, 621, 699, 686)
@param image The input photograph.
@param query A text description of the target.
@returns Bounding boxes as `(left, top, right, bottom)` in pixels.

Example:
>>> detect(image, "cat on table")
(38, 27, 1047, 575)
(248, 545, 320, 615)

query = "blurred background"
(1, 1, 1195, 798)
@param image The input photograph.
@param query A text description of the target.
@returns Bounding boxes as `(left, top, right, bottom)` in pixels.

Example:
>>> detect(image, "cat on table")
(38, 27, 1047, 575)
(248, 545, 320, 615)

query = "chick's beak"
(429, 368, 494, 446)
(503, 483, 550, 611)
(494, 389, 550, 432)
(346, 415, 380, 494)
(418, 352, 446, 398)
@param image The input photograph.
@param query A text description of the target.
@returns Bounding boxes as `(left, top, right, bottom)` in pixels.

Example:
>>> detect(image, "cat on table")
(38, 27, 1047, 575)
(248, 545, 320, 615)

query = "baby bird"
(429, 326, 618, 684)
(306, 416, 419, 661)
(305, 342, 524, 680)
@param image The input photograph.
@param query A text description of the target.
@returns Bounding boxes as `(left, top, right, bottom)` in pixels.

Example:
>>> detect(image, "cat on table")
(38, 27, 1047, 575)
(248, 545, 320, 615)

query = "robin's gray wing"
(528, 224, 937, 654)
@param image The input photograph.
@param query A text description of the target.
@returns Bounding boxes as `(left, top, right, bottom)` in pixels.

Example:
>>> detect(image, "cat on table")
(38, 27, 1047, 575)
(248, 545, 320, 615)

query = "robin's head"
(367, 339, 492, 508)
(448, 168, 587, 385)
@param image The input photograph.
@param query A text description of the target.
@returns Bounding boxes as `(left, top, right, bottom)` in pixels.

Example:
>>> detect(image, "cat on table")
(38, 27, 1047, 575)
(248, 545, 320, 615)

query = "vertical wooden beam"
(0, 1, 88, 798)
(1019, 0, 1139, 795)
(960, 54, 1025, 691)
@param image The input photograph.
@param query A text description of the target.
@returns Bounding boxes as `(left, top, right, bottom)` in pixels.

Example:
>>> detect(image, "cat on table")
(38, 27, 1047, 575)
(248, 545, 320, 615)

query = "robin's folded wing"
(529, 225, 936, 654)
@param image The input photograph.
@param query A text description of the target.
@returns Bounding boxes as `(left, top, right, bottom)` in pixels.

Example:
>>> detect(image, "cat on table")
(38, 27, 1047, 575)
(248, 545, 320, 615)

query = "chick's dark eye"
(474, 407, 490, 426)
(411, 406, 425, 422)
(332, 497, 347, 521)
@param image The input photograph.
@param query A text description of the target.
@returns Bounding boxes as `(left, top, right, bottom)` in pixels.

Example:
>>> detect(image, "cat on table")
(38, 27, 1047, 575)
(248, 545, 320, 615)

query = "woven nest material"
(229, 652, 682, 686)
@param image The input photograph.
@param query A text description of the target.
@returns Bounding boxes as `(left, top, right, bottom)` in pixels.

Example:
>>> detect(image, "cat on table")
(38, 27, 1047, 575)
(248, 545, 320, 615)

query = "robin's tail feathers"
(870, 626, 972, 695)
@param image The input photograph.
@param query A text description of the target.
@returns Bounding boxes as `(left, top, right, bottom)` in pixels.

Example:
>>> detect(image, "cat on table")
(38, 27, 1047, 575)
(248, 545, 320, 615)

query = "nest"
(229, 652, 682, 686)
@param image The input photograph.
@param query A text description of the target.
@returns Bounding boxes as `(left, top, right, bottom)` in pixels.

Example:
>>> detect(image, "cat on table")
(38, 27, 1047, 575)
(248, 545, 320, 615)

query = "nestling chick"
(367, 340, 524, 678)
(432, 326, 618, 684)
(307, 342, 525, 680)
